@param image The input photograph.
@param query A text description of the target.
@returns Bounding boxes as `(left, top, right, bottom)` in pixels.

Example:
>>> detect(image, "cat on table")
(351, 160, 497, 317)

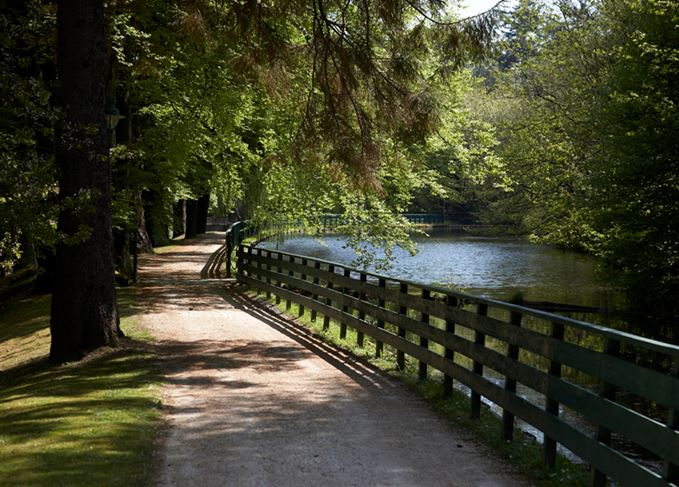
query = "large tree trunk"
(50, 0, 118, 364)
(185, 199, 198, 238)
(196, 194, 210, 234)
(172, 200, 186, 238)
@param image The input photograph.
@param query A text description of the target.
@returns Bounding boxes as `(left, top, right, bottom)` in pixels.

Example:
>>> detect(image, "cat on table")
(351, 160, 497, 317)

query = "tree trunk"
(185, 199, 198, 238)
(50, 0, 118, 364)
(196, 194, 210, 234)
(172, 199, 186, 238)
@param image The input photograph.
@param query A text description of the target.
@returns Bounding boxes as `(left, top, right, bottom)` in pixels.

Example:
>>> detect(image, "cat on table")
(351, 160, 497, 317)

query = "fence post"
(503, 309, 523, 441)
(419, 289, 430, 381)
(265, 250, 272, 299)
(236, 244, 245, 282)
(443, 295, 457, 397)
(311, 261, 320, 322)
(663, 359, 679, 483)
(544, 321, 564, 469)
(340, 268, 350, 339)
(471, 303, 487, 419)
(286, 255, 294, 311)
(275, 252, 283, 304)
(357, 272, 367, 347)
(591, 337, 621, 487)
(226, 239, 233, 278)
(298, 258, 307, 317)
(323, 264, 334, 331)
(397, 283, 408, 371)
(375, 278, 385, 358)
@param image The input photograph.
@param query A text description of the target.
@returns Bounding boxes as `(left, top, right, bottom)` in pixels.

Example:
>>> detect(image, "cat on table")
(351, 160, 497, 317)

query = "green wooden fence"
(237, 244, 679, 487)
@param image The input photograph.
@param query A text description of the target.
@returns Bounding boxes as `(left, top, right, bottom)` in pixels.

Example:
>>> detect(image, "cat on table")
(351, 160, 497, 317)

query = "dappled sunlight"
(0, 344, 161, 486)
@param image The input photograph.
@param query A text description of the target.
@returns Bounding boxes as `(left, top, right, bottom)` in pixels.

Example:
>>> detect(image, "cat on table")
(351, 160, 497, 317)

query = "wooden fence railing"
(237, 244, 679, 487)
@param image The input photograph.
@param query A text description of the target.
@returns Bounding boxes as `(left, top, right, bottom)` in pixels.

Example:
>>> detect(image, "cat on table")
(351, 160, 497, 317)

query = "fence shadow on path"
(220, 282, 403, 394)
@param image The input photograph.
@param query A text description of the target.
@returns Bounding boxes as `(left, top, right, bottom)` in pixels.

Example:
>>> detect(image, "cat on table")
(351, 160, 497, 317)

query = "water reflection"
(261, 229, 622, 310)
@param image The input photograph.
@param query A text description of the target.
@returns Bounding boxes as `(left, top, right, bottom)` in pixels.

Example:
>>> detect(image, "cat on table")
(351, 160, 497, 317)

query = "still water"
(260, 228, 622, 311)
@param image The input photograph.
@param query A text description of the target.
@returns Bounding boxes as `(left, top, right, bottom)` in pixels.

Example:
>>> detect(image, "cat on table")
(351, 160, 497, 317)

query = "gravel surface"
(140, 233, 531, 487)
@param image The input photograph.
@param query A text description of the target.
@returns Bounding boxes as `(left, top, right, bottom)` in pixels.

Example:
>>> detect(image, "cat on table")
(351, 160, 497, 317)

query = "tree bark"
(50, 0, 118, 364)
(172, 199, 186, 238)
(196, 194, 210, 234)
(185, 199, 198, 238)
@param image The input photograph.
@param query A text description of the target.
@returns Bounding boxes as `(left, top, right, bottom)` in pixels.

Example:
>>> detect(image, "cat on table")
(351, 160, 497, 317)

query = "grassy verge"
(248, 290, 590, 487)
(0, 287, 162, 487)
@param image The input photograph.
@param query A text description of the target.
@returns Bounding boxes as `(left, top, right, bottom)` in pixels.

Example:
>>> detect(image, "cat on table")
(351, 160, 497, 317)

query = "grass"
(0, 287, 162, 487)
(248, 289, 591, 487)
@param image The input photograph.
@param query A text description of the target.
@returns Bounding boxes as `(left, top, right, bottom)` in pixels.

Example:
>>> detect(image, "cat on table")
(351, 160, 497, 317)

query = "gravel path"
(140, 233, 530, 487)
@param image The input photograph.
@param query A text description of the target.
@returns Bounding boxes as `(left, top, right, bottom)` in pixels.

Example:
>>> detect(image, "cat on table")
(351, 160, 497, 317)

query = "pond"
(260, 228, 623, 312)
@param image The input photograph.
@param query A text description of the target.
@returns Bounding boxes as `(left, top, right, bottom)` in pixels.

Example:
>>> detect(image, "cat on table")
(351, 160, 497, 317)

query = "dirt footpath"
(139, 233, 530, 487)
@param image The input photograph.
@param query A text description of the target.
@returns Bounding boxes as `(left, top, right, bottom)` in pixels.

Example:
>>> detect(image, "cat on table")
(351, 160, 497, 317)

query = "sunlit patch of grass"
(0, 294, 51, 372)
(247, 289, 589, 487)
(0, 287, 162, 486)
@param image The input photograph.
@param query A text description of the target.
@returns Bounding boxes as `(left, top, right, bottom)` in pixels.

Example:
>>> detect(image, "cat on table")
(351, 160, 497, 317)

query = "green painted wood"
(357, 273, 367, 347)
(241, 248, 679, 359)
(545, 321, 564, 469)
(376, 278, 386, 358)
(243, 263, 679, 465)
(240, 255, 679, 483)
(298, 258, 307, 317)
(243, 253, 679, 407)
(323, 264, 334, 331)
(472, 303, 487, 419)
(397, 282, 408, 370)
(420, 289, 430, 381)
(443, 294, 457, 397)
(503, 310, 522, 441)
(265, 250, 272, 299)
(664, 360, 679, 483)
(311, 261, 320, 322)
(592, 338, 621, 487)
(340, 268, 350, 339)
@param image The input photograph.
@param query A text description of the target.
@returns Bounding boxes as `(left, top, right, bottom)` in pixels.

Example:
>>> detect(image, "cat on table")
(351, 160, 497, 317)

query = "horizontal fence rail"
(237, 244, 679, 487)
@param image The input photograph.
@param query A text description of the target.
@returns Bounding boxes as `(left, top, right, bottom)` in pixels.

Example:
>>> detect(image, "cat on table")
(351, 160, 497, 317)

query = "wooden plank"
(275, 252, 283, 304)
(245, 253, 679, 409)
(241, 271, 679, 467)
(265, 250, 272, 299)
(298, 258, 307, 318)
(438, 305, 679, 410)
(323, 264, 334, 331)
(241, 247, 679, 360)
(420, 289, 430, 381)
(243, 265, 679, 466)
(357, 273, 367, 347)
(340, 268, 350, 339)
(310, 261, 320, 322)
(376, 278, 385, 358)
(244, 260, 679, 411)
(472, 303, 487, 419)
(592, 338, 621, 487)
(503, 310, 522, 441)
(544, 321, 564, 469)
(397, 283, 407, 370)
(664, 360, 679, 483)
(443, 294, 457, 397)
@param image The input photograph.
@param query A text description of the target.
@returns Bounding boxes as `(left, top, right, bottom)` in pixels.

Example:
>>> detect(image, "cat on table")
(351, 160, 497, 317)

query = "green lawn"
(0, 288, 162, 487)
